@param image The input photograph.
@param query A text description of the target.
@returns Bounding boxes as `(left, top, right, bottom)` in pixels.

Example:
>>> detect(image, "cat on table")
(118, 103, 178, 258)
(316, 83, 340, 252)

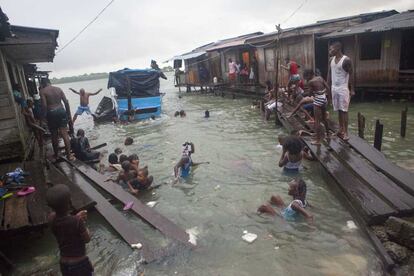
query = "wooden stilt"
(400, 106, 407, 138)
(374, 119, 383, 151)
(357, 112, 365, 139)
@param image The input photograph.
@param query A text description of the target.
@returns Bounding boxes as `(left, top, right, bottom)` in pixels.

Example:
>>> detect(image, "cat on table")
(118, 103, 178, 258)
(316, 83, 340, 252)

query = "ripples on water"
(13, 75, 414, 275)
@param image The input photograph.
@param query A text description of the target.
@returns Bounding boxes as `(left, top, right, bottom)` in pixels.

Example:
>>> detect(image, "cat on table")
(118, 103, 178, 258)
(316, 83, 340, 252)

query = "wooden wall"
(0, 50, 30, 161)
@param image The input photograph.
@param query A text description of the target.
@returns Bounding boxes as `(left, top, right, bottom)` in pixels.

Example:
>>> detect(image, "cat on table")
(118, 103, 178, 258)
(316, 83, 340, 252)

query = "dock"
(276, 101, 414, 271)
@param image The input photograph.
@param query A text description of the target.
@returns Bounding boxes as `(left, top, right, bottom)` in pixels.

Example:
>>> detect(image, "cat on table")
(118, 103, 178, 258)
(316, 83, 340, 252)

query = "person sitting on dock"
(257, 178, 313, 224)
(303, 69, 331, 145)
(71, 129, 100, 162)
(46, 184, 93, 276)
(40, 78, 74, 161)
(69, 88, 102, 123)
(279, 135, 304, 173)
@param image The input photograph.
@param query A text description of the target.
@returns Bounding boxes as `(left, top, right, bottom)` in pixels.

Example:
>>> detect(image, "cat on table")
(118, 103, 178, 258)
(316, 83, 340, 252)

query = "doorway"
(400, 29, 414, 70)
(314, 39, 329, 79)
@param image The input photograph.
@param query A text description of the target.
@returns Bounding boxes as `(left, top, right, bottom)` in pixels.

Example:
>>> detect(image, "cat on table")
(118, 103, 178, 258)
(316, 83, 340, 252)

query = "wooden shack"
(0, 18, 58, 161)
(173, 32, 262, 87)
(322, 11, 414, 95)
(245, 10, 397, 86)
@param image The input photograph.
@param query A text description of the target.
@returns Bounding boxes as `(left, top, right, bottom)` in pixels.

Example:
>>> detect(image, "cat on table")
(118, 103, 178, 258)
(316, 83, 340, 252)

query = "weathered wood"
(400, 107, 407, 138)
(373, 120, 383, 151)
(3, 196, 29, 230)
(23, 161, 49, 226)
(56, 161, 158, 263)
(357, 112, 365, 139)
(347, 135, 414, 196)
(303, 137, 396, 225)
(328, 138, 414, 213)
(0, 163, 21, 230)
(0, 107, 15, 120)
(46, 164, 96, 212)
(68, 158, 191, 247)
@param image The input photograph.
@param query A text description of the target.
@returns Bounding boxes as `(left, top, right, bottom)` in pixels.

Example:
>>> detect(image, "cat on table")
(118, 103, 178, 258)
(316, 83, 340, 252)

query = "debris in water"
(186, 227, 199, 245)
(146, 201, 157, 208)
(274, 246, 280, 250)
(242, 232, 257, 243)
(131, 243, 142, 249)
(347, 220, 357, 230)
(214, 185, 220, 190)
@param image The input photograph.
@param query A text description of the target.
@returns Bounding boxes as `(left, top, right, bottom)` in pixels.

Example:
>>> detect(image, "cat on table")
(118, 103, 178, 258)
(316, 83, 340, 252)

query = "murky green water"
(11, 74, 414, 275)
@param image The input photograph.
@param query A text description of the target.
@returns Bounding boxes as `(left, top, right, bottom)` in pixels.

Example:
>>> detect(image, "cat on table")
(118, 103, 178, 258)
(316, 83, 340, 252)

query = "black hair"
(124, 137, 133, 145)
(114, 148, 122, 155)
(180, 110, 186, 117)
(128, 153, 139, 162)
(174, 111, 180, 117)
(46, 184, 71, 214)
(108, 153, 118, 164)
(330, 40, 342, 50)
(205, 110, 210, 118)
(303, 69, 314, 78)
(283, 135, 303, 155)
(40, 78, 50, 87)
(119, 154, 128, 163)
(121, 160, 131, 171)
(76, 129, 85, 137)
(296, 178, 307, 200)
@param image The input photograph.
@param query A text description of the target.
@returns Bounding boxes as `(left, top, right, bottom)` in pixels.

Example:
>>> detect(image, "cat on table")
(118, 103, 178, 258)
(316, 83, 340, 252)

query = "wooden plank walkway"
(67, 158, 192, 247)
(56, 161, 159, 263)
(277, 103, 414, 224)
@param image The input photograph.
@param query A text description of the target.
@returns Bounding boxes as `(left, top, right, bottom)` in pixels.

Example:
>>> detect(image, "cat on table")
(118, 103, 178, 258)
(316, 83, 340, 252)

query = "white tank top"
(330, 55, 349, 88)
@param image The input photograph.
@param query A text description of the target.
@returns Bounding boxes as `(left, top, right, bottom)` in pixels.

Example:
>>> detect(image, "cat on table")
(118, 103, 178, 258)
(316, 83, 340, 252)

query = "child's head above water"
(277, 135, 286, 145)
(283, 135, 303, 155)
(128, 153, 139, 162)
(121, 160, 131, 172)
(288, 178, 307, 199)
(119, 154, 128, 163)
(108, 153, 118, 164)
(46, 184, 71, 215)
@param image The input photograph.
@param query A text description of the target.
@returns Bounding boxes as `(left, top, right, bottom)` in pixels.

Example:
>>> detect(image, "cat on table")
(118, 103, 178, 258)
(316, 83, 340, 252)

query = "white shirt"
(229, 62, 237, 74)
(330, 55, 349, 89)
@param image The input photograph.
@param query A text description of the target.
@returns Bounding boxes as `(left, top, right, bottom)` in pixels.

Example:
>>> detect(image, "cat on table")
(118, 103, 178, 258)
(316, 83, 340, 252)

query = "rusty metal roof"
(322, 11, 414, 38)
(205, 32, 263, 51)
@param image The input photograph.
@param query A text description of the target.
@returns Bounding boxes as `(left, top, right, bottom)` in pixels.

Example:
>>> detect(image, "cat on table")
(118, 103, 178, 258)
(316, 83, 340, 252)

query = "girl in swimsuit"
(257, 178, 313, 224)
(278, 135, 304, 173)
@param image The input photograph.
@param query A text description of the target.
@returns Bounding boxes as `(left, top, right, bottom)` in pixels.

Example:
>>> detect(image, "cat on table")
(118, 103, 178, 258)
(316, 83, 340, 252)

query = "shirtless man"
(327, 41, 354, 141)
(69, 88, 102, 123)
(303, 69, 331, 145)
(40, 79, 74, 160)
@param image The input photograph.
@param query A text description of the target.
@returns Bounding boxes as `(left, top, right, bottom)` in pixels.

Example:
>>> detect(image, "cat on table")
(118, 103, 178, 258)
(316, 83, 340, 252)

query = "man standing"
(228, 58, 237, 84)
(69, 88, 102, 123)
(281, 57, 300, 87)
(40, 79, 74, 160)
(327, 41, 354, 141)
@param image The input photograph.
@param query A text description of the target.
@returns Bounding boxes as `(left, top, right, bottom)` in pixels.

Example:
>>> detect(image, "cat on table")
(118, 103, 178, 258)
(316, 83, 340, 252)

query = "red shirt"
(289, 61, 298, 75)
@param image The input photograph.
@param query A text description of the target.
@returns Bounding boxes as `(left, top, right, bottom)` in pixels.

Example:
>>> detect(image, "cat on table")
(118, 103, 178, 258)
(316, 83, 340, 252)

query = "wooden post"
(357, 112, 365, 139)
(374, 119, 383, 151)
(400, 106, 407, 137)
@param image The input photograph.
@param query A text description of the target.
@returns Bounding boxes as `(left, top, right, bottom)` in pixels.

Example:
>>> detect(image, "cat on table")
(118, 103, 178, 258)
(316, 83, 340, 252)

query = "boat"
(93, 68, 164, 122)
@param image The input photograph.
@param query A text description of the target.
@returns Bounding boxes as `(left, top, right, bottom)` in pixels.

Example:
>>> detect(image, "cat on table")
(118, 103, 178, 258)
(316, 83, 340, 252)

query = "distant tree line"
(51, 72, 109, 84)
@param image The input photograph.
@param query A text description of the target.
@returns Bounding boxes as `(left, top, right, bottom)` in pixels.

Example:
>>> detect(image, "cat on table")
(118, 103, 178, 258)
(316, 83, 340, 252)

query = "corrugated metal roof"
(246, 10, 397, 44)
(322, 11, 414, 38)
(173, 51, 207, 60)
(205, 32, 263, 51)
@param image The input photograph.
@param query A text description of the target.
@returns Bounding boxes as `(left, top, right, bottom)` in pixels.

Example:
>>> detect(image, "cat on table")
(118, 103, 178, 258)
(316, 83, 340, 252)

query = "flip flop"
(17, 186, 36, 196)
(342, 135, 350, 141)
(0, 192, 13, 200)
(123, 201, 134, 211)
(310, 140, 321, 145)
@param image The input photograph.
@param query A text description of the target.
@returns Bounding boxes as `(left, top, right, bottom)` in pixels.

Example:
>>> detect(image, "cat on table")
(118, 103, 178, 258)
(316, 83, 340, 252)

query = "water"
(12, 74, 414, 275)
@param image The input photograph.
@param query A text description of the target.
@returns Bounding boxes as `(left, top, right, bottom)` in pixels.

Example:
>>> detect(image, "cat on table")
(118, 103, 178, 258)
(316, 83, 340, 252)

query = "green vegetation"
(51, 72, 109, 84)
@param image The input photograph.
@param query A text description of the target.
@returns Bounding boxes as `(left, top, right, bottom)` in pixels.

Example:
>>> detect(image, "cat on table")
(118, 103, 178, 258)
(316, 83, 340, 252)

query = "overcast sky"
(2, 0, 413, 78)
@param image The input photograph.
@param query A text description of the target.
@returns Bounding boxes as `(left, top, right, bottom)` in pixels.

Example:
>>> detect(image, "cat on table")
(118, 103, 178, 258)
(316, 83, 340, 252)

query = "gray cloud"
(2, 0, 413, 77)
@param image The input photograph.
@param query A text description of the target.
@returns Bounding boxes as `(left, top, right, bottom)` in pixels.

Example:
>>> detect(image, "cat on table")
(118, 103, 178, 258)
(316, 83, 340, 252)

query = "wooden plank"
(46, 164, 96, 212)
(0, 163, 21, 230)
(347, 134, 414, 196)
(0, 107, 15, 120)
(328, 138, 414, 213)
(303, 138, 397, 224)
(3, 196, 29, 230)
(68, 158, 192, 247)
(23, 161, 49, 226)
(56, 161, 158, 263)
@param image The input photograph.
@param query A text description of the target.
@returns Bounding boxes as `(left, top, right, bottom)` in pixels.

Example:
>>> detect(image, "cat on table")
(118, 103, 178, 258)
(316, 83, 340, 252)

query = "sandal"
(123, 201, 134, 211)
(17, 186, 36, 196)
(310, 140, 321, 145)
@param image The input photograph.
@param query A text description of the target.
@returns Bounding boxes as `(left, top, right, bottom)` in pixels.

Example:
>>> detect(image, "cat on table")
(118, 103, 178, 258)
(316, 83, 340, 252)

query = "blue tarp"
(108, 68, 161, 97)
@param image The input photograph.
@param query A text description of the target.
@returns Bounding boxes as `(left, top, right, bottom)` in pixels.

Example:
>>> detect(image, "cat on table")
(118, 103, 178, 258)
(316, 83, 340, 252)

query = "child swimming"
(278, 135, 304, 172)
(257, 178, 313, 223)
